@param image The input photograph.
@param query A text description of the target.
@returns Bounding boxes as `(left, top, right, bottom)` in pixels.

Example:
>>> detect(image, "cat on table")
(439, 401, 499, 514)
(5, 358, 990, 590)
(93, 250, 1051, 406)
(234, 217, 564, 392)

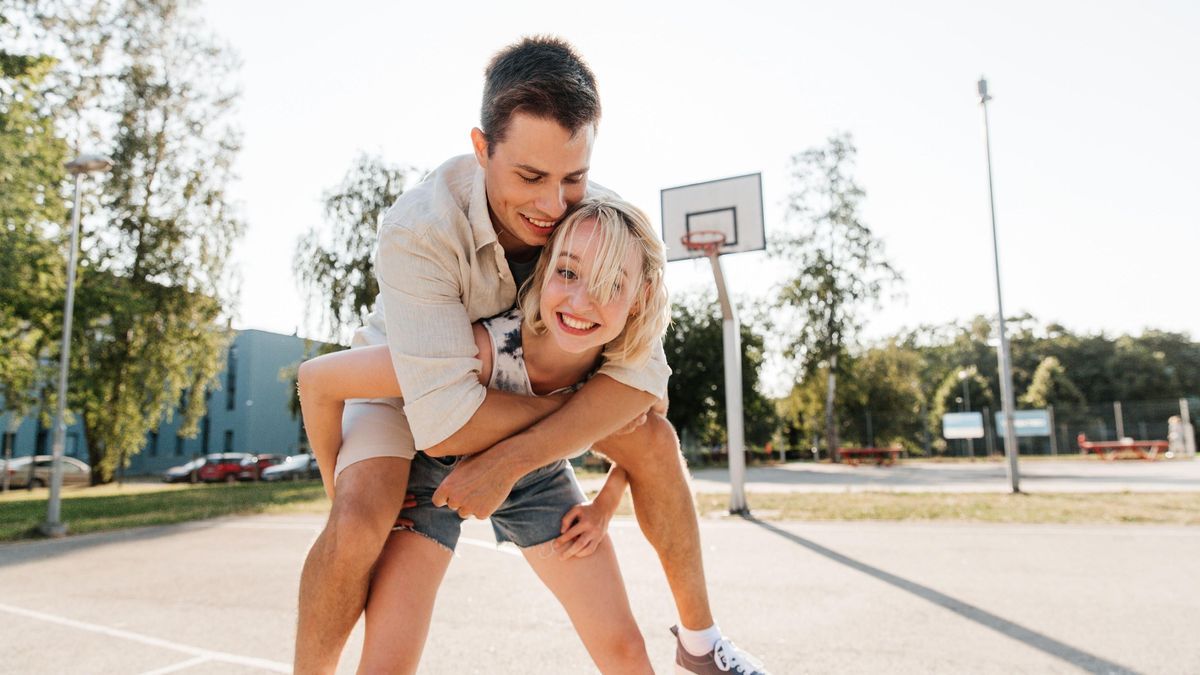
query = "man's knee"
(319, 459, 409, 561)
(597, 413, 684, 473)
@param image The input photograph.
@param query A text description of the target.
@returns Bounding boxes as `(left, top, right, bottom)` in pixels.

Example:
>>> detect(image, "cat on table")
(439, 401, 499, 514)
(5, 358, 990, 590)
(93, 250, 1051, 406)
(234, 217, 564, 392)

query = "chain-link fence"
(947, 396, 1199, 457)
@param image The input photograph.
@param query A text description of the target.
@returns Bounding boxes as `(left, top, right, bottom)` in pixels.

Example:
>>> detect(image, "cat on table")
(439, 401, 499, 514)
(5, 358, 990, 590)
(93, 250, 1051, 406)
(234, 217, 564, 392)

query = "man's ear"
(470, 128, 490, 168)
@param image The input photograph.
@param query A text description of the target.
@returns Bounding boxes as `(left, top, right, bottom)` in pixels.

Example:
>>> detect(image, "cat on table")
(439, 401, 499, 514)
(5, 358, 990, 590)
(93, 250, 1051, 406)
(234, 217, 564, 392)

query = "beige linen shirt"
(354, 154, 671, 450)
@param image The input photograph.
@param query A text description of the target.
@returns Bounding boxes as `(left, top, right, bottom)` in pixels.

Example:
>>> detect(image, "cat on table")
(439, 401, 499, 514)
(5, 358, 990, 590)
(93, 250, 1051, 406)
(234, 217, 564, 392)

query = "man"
(295, 36, 769, 675)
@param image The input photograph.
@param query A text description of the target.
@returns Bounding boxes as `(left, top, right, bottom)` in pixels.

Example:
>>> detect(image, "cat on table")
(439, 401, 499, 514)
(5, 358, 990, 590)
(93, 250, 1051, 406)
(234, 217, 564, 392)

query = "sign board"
(660, 173, 766, 262)
(943, 412, 984, 440)
(994, 410, 1052, 438)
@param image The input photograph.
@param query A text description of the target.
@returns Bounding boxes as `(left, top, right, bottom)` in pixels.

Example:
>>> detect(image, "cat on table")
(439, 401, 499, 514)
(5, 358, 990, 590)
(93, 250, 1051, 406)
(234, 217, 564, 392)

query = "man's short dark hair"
(481, 36, 600, 153)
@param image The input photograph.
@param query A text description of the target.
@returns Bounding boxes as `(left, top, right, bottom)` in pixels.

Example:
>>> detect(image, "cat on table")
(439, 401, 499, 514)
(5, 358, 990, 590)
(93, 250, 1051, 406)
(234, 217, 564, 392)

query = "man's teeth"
(560, 314, 596, 330)
(525, 215, 555, 229)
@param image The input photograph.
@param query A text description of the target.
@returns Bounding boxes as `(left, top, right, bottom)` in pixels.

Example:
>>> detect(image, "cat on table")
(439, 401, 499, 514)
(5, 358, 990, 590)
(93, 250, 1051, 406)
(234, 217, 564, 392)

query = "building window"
(149, 431, 159, 457)
(223, 430, 233, 453)
(175, 434, 184, 456)
(201, 417, 211, 454)
(226, 346, 238, 411)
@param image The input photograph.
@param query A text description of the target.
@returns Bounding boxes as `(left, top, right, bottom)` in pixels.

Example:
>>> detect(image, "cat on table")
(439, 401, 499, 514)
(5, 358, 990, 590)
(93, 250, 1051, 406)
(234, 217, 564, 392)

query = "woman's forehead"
(558, 218, 640, 271)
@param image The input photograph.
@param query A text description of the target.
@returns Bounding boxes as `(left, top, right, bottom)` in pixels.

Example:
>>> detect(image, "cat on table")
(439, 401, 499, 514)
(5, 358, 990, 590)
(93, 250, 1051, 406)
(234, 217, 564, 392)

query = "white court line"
(0, 602, 290, 673)
(138, 655, 211, 675)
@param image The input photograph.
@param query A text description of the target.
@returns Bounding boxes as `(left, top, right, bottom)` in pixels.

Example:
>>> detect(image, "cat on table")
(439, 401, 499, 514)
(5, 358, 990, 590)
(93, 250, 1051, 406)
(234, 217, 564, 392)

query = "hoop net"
(680, 230, 727, 257)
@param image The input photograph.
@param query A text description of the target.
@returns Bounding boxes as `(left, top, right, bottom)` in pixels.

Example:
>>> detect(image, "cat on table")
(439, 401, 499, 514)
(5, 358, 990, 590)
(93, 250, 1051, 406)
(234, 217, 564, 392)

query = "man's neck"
(489, 205, 539, 262)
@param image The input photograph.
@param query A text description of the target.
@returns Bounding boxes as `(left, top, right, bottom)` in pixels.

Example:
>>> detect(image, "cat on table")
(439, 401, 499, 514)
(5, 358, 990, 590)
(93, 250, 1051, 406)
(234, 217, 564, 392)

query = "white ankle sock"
(678, 623, 722, 657)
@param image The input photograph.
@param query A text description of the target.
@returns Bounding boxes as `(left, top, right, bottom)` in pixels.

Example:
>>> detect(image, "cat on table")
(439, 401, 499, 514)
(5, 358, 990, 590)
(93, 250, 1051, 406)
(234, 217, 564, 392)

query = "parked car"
(196, 453, 254, 483)
(3, 455, 91, 489)
(237, 454, 285, 481)
(261, 454, 319, 482)
(162, 457, 208, 483)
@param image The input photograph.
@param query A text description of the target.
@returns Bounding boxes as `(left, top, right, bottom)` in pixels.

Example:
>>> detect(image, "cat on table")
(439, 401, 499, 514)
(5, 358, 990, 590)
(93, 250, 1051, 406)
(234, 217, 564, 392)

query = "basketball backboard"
(660, 172, 765, 262)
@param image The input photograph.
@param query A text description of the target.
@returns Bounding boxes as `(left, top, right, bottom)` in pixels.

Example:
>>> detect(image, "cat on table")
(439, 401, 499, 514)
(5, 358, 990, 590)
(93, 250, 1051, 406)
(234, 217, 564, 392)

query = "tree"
(663, 296, 776, 451)
(0, 26, 69, 451)
(294, 154, 417, 343)
(1020, 357, 1085, 410)
(931, 366, 993, 455)
(774, 133, 901, 456)
(21, 0, 244, 482)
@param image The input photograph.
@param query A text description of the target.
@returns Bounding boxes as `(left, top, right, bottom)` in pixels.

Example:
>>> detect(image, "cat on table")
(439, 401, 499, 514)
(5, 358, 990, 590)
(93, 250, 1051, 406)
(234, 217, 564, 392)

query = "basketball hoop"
(680, 230, 726, 257)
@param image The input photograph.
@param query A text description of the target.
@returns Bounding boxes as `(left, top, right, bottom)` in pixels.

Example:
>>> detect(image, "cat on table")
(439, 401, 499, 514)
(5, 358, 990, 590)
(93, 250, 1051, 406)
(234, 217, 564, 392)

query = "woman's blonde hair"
(518, 197, 669, 366)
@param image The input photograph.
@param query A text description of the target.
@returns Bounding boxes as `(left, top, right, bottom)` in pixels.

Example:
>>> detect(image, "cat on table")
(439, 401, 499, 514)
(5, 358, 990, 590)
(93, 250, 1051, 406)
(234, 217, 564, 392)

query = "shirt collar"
(468, 162, 498, 251)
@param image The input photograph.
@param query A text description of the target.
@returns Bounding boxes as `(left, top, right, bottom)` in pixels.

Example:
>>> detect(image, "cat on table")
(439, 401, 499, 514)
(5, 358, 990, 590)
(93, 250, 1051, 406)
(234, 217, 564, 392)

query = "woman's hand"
(393, 492, 417, 529)
(554, 500, 613, 560)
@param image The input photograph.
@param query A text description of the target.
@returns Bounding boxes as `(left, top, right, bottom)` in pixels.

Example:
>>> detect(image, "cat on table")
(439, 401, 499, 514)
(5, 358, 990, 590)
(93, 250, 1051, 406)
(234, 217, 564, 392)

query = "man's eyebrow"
(515, 163, 589, 177)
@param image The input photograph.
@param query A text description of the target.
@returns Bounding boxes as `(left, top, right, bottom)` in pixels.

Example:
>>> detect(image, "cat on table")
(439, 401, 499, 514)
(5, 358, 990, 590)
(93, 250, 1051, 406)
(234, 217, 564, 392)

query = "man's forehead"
(493, 114, 594, 173)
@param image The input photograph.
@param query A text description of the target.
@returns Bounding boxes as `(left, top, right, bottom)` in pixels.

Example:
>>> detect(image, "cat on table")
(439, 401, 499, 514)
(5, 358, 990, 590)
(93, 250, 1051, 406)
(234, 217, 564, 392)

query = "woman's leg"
(358, 530, 454, 675)
(522, 535, 652, 674)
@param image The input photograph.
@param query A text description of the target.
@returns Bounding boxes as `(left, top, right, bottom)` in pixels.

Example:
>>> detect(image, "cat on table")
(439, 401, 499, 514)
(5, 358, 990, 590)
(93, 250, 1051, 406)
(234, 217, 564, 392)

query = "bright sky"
(203, 0, 1199, 362)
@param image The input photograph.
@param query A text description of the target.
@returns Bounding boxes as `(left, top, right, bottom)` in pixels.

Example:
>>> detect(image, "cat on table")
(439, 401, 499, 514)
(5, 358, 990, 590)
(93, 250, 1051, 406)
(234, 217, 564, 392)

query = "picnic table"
(1076, 434, 1169, 461)
(837, 447, 903, 466)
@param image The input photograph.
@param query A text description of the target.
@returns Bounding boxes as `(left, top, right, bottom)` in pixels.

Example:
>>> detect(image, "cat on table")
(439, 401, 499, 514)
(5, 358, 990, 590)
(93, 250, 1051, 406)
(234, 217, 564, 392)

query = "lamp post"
(977, 78, 1020, 493)
(958, 369, 974, 458)
(40, 153, 113, 537)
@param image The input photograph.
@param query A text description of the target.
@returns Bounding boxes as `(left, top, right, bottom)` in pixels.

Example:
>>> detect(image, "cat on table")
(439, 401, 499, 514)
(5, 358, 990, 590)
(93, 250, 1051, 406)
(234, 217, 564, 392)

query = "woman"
(298, 197, 670, 673)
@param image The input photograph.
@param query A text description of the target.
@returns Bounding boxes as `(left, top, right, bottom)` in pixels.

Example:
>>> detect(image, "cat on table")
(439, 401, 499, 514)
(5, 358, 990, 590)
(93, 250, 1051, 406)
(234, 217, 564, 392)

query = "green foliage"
(0, 36, 68, 426)
(294, 154, 416, 343)
(773, 133, 901, 454)
(1020, 357, 1085, 410)
(663, 296, 776, 449)
(14, 0, 245, 482)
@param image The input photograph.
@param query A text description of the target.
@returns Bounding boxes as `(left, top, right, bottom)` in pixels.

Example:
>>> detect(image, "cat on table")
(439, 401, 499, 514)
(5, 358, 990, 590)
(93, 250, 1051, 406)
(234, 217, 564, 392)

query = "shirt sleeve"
(376, 223, 487, 450)
(597, 338, 671, 400)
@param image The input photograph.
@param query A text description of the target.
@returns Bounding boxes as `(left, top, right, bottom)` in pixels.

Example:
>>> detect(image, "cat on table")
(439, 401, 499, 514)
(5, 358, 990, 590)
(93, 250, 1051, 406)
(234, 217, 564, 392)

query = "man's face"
(472, 113, 595, 259)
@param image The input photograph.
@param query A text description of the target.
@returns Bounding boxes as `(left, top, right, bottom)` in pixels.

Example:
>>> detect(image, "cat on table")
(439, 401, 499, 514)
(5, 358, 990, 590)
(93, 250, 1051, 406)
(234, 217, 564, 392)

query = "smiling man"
(294, 36, 769, 675)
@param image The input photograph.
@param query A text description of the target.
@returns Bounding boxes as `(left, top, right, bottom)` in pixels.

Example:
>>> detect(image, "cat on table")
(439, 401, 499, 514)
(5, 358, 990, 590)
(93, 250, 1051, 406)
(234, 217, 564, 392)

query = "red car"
(237, 454, 285, 481)
(196, 453, 253, 483)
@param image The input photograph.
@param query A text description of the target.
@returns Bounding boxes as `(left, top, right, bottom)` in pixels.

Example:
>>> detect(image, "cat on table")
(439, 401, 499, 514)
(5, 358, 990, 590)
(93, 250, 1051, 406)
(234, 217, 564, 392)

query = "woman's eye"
(556, 268, 577, 280)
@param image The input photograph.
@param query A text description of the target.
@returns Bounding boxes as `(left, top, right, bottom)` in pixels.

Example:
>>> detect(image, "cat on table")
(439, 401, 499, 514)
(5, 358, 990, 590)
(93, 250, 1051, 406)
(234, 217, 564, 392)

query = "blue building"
(0, 329, 333, 476)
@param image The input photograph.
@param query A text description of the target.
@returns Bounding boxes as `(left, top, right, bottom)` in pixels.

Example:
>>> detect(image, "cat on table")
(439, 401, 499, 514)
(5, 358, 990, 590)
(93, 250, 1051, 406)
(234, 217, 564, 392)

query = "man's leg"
(294, 456, 410, 674)
(593, 413, 712, 629)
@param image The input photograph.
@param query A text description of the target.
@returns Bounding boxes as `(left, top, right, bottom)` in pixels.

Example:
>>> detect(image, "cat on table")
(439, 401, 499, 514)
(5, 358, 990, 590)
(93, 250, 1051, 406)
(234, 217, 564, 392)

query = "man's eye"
(564, 176, 583, 185)
(519, 174, 540, 184)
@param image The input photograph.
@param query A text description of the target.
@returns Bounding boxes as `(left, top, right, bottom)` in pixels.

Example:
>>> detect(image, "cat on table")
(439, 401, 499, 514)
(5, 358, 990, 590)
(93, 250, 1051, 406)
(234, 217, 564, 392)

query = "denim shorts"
(396, 451, 585, 552)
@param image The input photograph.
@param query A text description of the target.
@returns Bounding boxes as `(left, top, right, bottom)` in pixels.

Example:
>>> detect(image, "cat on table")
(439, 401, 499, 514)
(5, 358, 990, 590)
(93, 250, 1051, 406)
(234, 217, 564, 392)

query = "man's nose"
(535, 182, 567, 220)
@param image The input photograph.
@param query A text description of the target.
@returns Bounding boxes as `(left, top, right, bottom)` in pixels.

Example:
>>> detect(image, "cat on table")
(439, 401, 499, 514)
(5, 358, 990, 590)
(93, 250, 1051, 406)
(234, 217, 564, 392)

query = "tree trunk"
(825, 354, 839, 462)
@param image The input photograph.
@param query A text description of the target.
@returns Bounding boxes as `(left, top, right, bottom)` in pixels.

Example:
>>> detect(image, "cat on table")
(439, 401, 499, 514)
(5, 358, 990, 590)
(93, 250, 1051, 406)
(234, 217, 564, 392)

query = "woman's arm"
(297, 345, 403, 498)
(554, 462, 628, 559)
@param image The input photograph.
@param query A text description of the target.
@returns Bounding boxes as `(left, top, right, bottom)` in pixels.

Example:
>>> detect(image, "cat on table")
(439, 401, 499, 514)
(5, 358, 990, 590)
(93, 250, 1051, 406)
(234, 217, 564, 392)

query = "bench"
(837, 447, 903, 466)
(1076, 434, 1169, 461)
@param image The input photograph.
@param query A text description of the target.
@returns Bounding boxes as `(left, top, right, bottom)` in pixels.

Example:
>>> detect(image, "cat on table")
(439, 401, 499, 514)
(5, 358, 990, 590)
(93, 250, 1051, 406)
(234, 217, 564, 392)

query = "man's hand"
(554, 501, 612, 560)
(611, 396, 666, 436)
(431, 453, 516, 519)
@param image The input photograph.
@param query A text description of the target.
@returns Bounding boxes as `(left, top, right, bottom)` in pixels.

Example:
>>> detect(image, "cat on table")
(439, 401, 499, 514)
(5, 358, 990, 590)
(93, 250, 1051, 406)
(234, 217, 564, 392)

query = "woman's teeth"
(560, 314, 596, 330)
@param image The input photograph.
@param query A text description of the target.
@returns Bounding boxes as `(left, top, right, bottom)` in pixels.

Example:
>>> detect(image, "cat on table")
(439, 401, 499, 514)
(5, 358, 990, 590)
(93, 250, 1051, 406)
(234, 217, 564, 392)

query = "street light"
(977, 77, 1020, 493)
(958, 369, 974, 458)
(40, 153, 113, 537)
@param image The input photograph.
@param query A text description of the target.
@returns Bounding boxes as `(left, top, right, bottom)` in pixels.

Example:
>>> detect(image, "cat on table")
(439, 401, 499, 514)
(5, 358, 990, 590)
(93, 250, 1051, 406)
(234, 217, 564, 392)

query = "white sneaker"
(671, 626, 771, 674)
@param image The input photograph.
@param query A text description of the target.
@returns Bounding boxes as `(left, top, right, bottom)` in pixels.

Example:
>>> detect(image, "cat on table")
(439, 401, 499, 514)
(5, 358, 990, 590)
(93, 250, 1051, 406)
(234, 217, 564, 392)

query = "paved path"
(1, 513, 1197, 674)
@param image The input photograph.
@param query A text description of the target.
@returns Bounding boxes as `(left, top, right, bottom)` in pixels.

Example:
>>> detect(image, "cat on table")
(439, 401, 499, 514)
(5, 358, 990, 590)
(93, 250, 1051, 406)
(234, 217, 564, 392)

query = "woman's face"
(539, 217, 643, 355)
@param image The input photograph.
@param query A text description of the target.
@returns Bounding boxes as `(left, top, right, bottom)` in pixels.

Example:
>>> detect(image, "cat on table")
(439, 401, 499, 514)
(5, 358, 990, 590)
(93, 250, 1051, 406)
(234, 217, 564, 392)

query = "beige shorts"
(334, 397, 417, 480)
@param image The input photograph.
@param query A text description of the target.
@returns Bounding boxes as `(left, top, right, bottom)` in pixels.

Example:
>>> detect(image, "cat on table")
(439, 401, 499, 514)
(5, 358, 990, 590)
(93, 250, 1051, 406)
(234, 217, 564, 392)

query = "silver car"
(3, 455, 92, 489)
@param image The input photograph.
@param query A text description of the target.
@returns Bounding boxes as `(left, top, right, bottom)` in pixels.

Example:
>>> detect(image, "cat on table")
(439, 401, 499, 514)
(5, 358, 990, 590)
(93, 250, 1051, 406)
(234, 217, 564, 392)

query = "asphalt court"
(1, 510, 1198, 674)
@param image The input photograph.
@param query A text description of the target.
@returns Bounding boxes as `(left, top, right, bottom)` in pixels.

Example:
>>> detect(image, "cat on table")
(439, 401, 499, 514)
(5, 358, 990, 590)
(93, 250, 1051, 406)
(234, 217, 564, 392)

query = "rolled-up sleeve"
(597, 338, 671, 401)
(376, 224, 486, 450)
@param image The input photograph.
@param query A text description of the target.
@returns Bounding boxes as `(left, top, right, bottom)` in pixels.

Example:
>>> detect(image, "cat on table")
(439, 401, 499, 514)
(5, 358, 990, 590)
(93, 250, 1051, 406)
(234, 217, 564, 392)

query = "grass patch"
(4, 477, 1197, 544)
(0, 480, 328, 542)
(595, 490, 1200, 526)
